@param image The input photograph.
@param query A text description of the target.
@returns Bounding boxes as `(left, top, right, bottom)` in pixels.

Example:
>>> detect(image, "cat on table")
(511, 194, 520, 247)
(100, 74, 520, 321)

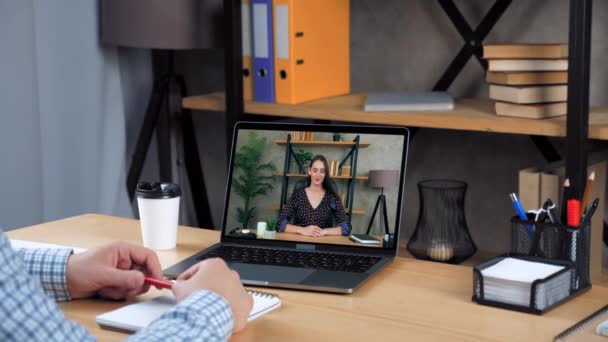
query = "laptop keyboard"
(197, 246, 382, 273)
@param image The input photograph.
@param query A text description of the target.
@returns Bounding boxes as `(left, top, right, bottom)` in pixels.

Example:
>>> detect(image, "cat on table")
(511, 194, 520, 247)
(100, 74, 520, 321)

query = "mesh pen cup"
(136, 182, 181, 250)
(510, 215, 591, 290)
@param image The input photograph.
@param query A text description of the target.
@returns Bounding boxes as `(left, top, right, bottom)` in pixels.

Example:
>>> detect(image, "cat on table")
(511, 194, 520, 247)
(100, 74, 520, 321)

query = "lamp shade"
(368, 170, 400, 188)
(101, 0, 223, 49)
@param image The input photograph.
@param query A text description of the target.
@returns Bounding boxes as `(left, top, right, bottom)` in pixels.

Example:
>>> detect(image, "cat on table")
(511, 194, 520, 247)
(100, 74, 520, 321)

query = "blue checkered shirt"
(0, 230, 233, 341)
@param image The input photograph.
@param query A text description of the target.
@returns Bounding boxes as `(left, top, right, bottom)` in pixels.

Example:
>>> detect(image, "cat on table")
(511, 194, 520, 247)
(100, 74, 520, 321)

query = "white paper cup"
(256, 222, 267, 238)
(136, 182, 181, 250)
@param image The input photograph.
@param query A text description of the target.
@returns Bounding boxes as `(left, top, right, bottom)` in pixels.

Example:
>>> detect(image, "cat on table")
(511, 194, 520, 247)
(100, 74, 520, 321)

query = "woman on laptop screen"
(276, 155, 352, 237)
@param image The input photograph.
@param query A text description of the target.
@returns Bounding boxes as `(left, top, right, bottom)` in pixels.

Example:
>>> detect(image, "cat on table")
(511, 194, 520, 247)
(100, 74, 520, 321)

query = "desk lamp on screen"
(365, 170, 400, 236)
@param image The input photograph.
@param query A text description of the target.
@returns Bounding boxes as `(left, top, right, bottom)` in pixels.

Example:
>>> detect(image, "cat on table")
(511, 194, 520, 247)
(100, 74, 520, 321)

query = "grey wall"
(0, 1, 43, 230)
(182, 0, 608, 255)
(1, 1, 151, 230)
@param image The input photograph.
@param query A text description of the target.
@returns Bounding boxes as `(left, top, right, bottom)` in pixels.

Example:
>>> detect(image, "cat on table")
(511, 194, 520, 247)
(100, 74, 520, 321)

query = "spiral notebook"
(96, 290, 281, 333)
(554, 304, 608, 341)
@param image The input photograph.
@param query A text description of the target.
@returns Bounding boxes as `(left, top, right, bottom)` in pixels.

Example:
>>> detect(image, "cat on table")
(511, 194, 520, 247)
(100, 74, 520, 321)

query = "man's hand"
(172, 258, 253, 333)
(297, 225, 321, 236)
(66, 242, 163, 300)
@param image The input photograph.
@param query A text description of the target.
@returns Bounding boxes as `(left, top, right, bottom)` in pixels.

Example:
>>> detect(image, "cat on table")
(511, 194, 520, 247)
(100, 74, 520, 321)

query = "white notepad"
(480, 257, 568, 307)
(481, 257, 565, 283)
(96, 290, 281, 332)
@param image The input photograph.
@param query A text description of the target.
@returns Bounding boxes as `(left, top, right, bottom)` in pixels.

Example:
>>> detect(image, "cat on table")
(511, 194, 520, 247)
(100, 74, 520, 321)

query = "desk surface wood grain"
(7, 214, 608, 341)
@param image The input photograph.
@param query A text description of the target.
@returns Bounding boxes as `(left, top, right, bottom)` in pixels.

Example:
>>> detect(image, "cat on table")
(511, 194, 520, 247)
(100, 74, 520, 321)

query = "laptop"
(164, 122, 409, 293)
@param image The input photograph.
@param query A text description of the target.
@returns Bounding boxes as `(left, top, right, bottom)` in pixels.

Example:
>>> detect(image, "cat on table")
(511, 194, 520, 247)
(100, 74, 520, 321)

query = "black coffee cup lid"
(136, 182, 181, 199)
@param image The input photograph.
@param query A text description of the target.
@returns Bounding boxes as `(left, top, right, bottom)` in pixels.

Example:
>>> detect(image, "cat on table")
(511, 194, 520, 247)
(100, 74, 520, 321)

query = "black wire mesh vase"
(407, 179, 477, 264)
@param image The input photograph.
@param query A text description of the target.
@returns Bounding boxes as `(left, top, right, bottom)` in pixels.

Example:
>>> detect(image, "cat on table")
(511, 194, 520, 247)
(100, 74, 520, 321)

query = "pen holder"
(510, 215, 591, 291)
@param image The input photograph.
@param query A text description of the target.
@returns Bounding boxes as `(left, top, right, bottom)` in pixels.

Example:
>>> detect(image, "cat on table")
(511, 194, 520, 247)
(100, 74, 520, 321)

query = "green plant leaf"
(266, 218, 278, 231)
(232, 132, 277, 228)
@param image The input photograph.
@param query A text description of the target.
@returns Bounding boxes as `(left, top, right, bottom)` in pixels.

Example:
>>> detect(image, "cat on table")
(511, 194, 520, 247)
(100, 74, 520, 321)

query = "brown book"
(494, 102, 567, 119)
(540, 173, 560, 205)
(518, 167, 541, 211)
(489, 84, 567, 104)
(488, 59, 568, 72)
(487, 71, 568, 85)
(483, 43, 568, 59)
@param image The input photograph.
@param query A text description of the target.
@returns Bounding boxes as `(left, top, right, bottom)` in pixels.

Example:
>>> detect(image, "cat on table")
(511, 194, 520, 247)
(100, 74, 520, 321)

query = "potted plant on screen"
(293, 149, 313, 174)
(332, 132, 344, 142)
(265, 218, 277, 239)
(232, 132, 276, 229)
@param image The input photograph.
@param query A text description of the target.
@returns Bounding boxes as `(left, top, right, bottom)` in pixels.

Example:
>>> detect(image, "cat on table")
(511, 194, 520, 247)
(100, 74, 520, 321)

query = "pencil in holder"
(510, 215, 591, 290)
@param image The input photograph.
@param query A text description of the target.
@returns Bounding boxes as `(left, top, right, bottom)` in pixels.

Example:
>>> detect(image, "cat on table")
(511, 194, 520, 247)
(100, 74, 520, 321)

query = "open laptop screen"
(222, 122, 408, 250)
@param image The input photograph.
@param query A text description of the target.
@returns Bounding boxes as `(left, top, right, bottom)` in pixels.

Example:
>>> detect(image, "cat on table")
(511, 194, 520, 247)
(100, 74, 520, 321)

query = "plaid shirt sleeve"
(18, 247, 73, 301)
(128, 290, 234, 342)
(0, 230, 94, 341)
(4, 229, 234, 341)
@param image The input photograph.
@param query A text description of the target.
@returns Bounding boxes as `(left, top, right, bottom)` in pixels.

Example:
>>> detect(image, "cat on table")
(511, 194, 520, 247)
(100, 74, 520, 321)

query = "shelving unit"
(183, 92, 608, 139)
(184, 0, 595, 238)
(210, 0, 592, 197)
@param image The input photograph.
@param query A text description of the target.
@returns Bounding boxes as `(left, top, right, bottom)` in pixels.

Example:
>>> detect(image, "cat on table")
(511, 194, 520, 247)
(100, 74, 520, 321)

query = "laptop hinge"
(296, 244, 315, 250)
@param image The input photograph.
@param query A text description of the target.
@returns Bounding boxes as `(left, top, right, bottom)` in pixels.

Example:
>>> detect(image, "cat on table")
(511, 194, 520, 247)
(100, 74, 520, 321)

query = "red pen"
(567, 199, 581, 227)
(144, 277, 173, 289)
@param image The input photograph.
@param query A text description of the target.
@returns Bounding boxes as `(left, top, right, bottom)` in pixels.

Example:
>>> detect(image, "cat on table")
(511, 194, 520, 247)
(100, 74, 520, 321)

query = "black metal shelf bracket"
(224, 0, 244, 160)
(530, 136, 562, 163)
(433, 0, 564, 164)
(433, 0, 512, 92)
(566, 0, 592, 198)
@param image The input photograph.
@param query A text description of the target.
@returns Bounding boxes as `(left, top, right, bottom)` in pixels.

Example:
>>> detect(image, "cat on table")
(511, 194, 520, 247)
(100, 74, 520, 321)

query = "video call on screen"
(225, 129, 405, 249)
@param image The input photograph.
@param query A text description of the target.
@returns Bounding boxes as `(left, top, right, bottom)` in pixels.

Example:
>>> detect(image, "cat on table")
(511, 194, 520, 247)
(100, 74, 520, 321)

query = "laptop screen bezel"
(219, 121, 409, 257)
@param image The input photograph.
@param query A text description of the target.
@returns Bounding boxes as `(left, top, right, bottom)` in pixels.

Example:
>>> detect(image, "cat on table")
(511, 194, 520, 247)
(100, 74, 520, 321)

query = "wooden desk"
(249, 229, 384, 248)
(8, 214, 608, 341)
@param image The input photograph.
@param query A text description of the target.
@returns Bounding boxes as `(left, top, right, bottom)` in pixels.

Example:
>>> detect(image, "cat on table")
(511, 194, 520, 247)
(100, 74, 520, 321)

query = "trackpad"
(302, 270, 367, 288)
(231, 263, 314, 283)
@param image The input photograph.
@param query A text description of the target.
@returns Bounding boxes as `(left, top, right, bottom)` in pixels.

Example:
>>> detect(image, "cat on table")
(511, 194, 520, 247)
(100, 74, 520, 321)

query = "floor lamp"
(101, 0, 222, 227)
(366, 170, 400, 236)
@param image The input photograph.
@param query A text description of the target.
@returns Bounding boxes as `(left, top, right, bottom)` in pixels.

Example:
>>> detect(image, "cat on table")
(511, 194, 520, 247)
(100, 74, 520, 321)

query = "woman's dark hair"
(307, 155, 340, 199)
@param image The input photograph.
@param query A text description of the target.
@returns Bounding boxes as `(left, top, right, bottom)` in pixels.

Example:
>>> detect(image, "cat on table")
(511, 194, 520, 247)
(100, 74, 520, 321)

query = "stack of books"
(328, 160, 340, 176)
(483, 43, 568, 119)
(290, 131, 314, 141)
